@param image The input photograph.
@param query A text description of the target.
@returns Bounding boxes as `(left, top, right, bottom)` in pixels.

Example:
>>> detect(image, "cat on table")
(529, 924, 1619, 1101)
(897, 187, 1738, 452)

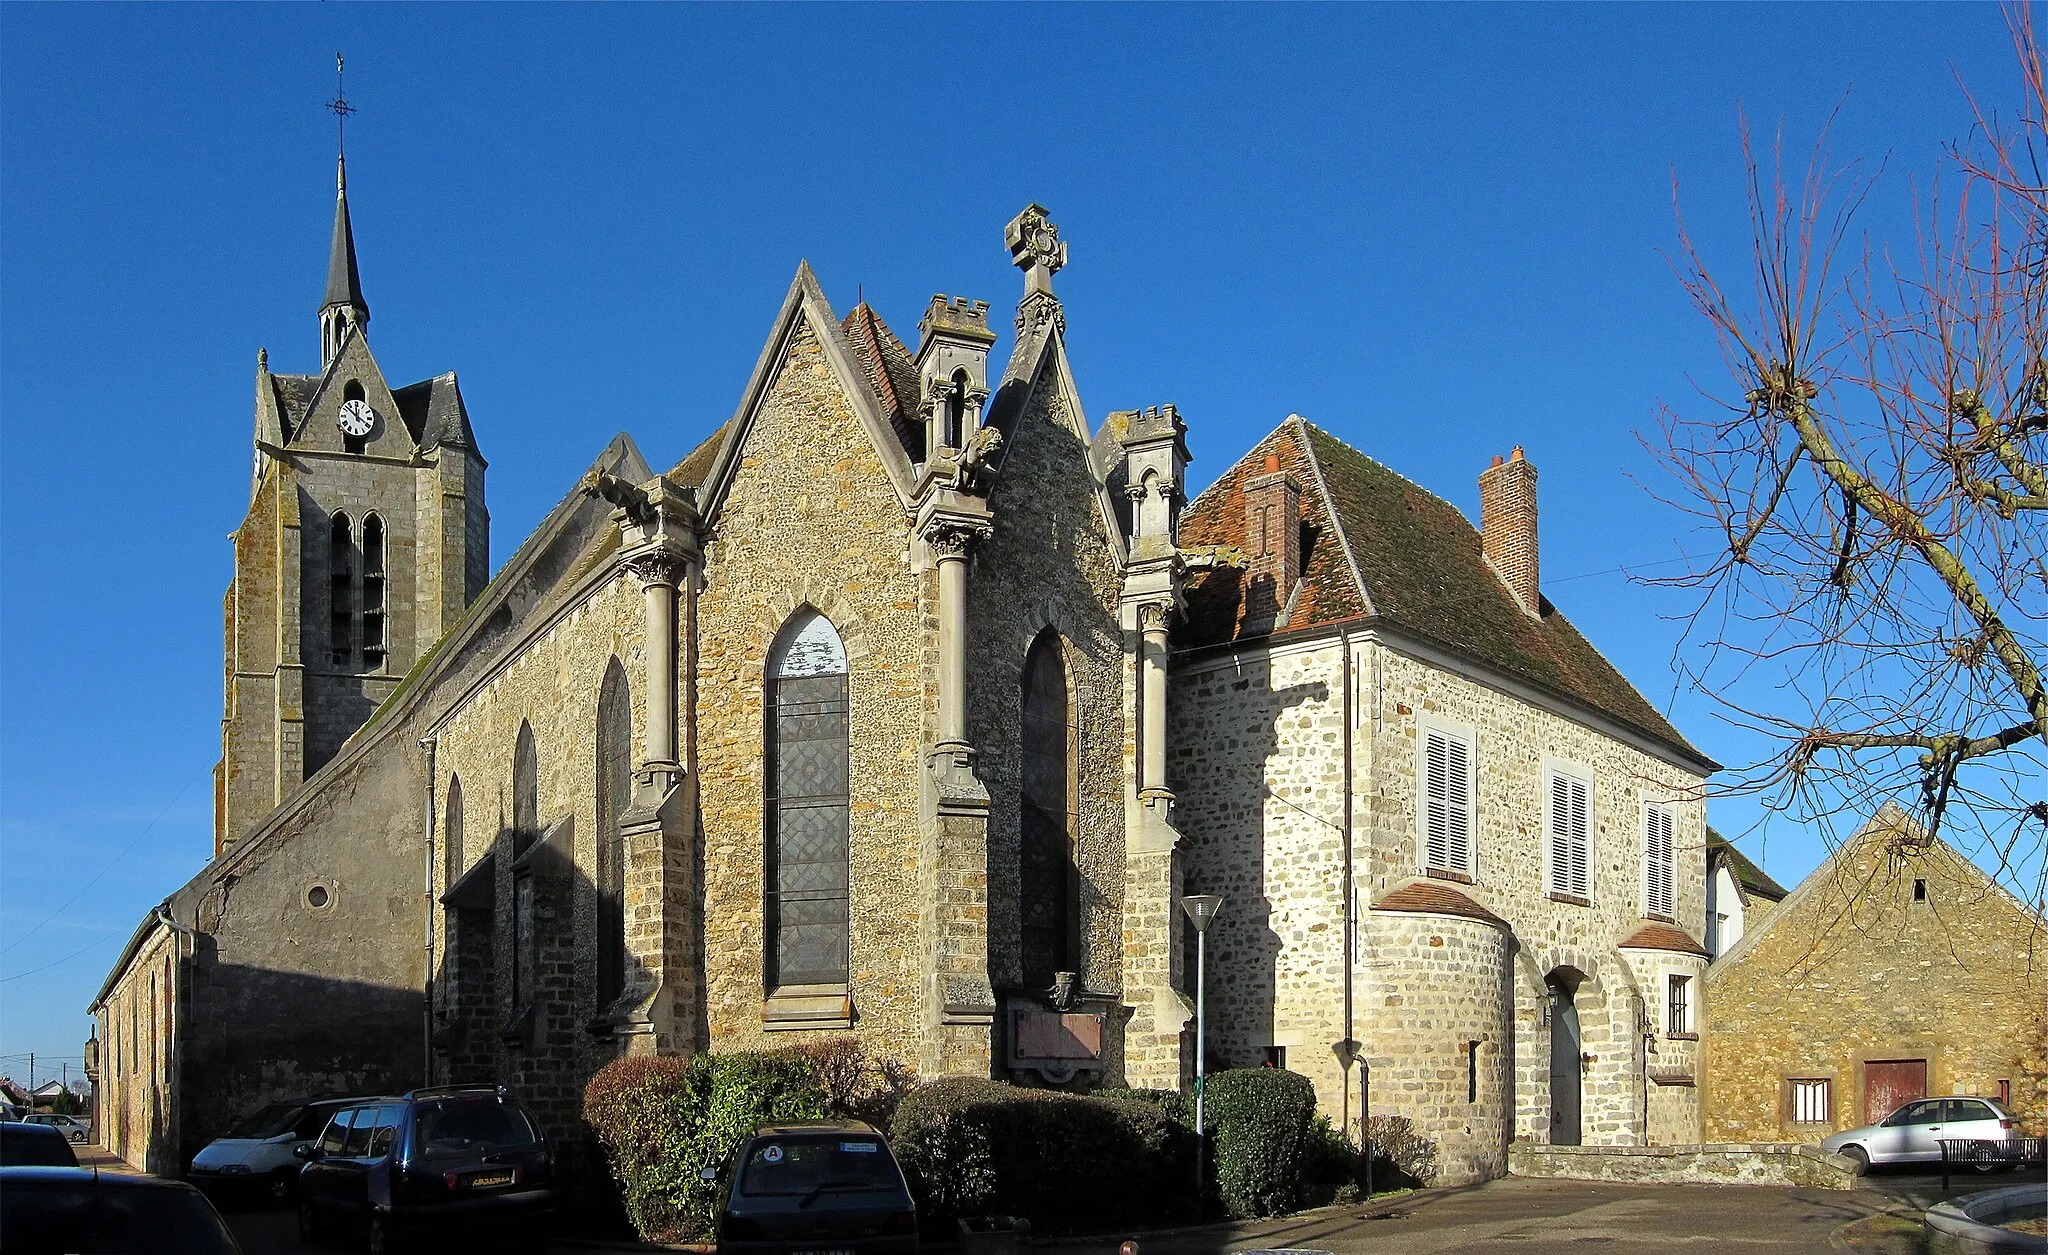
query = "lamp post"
(1180, 895, 1224, 1136)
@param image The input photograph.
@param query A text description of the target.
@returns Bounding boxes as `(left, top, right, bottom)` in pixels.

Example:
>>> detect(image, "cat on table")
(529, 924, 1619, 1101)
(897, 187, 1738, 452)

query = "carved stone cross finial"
(1006, 204, 1067, 296)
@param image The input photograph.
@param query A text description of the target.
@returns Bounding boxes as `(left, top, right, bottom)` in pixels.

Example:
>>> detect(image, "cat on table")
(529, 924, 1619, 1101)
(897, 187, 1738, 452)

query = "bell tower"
(215, 78, 490, 855)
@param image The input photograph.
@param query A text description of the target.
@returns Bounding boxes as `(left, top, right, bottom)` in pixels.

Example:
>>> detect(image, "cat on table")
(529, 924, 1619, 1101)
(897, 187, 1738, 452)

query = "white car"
(188, 1098, 365, 1204)
(1821, 1096, 2020, 1173)
(23, 1113, 91, 1143)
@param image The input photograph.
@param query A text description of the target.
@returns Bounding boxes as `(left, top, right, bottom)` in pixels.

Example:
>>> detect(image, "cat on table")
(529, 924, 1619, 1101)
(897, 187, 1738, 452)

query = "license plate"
(468, 1172, 515, 1188)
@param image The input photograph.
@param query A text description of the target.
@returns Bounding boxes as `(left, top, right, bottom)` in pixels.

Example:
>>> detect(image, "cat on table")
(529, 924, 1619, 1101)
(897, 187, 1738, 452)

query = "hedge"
(889, 1078, 1198, 1235)
(583, 1050, 827, 1241)
(1201, 1068, 1320, 1218)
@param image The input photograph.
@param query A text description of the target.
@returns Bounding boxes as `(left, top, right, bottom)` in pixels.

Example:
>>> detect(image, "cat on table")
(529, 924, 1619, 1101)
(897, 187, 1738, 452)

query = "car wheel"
(267, 1168, 297, 1203)
(1839, 1145, 1870, 1175)
(1969, 1144, 2001, 1173)
(70, 1132, 86, 1143)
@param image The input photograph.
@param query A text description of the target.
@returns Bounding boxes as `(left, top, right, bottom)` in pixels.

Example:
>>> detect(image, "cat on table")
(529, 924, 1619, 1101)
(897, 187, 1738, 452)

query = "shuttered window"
(1643, 801, 1675, 918)
(1421, 725, 1475, 878)
(1791, 1078, 1831, 1124)
(766, 611, 851, 990)
(1545, 768, 1592, 901)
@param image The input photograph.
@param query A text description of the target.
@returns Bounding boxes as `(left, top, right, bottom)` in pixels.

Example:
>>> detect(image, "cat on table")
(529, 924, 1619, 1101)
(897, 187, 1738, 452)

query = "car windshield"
(225, 1103, 301, 1140)
(2, 1128, 80, 1167)
(0, 1180, 241, 1255)
(413, 1098, 541, 1159)
(739, 1136, 901, 1197)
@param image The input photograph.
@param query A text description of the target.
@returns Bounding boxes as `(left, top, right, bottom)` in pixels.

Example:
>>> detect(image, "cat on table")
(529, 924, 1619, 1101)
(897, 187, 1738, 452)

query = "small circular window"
(305, 883, 333, 911)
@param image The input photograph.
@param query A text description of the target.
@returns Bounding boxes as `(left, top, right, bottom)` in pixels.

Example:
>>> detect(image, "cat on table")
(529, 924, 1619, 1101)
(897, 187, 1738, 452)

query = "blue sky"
(0, 3, 2033, 1073)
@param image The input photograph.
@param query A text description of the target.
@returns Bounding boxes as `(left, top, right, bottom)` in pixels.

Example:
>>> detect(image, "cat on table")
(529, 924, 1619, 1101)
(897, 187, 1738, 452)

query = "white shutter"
(1424, 730, 1450, 871)
(1549, 770, 1591, 899)
(1644, 803, 1674, 918)
(1445, 733, 1472, 875)
(1424, 728, 1474, 876)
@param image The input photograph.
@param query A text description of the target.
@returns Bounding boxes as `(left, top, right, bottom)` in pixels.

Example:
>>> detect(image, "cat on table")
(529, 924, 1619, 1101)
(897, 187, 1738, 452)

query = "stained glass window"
(766, 611, 850, 989)
(596, 659, 632, 1009)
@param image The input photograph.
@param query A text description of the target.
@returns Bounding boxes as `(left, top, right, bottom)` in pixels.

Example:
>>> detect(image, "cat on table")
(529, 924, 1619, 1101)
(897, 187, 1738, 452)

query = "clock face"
(338, 398, 376, 438)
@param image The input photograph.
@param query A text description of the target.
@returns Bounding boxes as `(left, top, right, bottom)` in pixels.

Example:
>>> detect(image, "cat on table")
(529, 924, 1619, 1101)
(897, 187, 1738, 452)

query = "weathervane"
(327, 53, 356, 165)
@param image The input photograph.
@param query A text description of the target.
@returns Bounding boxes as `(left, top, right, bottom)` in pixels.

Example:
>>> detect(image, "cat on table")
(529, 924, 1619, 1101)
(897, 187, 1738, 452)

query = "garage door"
(1863, 1059, 1927, 1124)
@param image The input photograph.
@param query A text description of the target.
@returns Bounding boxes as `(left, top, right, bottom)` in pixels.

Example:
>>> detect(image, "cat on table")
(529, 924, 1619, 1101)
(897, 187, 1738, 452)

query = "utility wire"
(0, 932, 125, 984)
(0, 772, 199, 957)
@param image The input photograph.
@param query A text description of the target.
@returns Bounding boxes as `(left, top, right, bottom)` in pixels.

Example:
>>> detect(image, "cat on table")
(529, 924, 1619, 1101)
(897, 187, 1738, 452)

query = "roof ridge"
(1290, 416, 1375, 619)
(1297, 417, 1471, 526)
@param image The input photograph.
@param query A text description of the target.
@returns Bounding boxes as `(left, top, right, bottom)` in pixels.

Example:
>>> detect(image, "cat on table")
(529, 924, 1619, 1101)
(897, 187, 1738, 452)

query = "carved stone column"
(1138, 601, 1174, 812)
(625, 549, 687, 798)
(927, 521, 986, 759)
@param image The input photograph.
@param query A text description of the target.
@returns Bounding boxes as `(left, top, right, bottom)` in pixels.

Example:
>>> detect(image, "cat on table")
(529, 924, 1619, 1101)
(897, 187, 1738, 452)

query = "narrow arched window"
(443, 775, 464, 895)
(944, 369, 969, 450)
(328, 514, 354, 667)
(595, 658, 632, 1009)
(361, 514, 386, 672)
(1020, 630, 1079, 987)
(511, 721, 538, 1006)
(765, 609, 850, 990)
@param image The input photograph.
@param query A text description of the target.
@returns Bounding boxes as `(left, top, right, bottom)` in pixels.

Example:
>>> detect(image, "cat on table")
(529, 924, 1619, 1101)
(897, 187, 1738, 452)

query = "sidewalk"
(72, 1142, 143, 1175)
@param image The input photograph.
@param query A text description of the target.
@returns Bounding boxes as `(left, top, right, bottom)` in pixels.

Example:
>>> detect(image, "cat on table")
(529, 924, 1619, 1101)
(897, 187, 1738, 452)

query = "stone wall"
(966, 364, 1128, 1075)
(1170, 629, 1710, 1178)
(694, 320, 957, 1073)
(1361, 912, 1510, 1184)
(1702, 817, 2048, 1143)
(1507, 1141, 1857, 1189)
(93, 925, 177, 1174)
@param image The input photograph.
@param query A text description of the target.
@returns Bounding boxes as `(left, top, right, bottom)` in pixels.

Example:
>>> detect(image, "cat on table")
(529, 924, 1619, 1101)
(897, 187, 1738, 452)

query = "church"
(90, 152, 1715, 1190)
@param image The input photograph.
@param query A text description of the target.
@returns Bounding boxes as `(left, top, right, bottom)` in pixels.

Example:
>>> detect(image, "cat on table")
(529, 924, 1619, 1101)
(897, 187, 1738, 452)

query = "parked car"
(709, 1120, 919, 1255)
(23, 1113, 92, 1144)
(294, 1085, 554, 1254)
(190, 1097, 367, 1205)
(1821, 1095, 2021, 1172)
(1, 1121, 80, 1167)
(0, 1164, 244, 1254)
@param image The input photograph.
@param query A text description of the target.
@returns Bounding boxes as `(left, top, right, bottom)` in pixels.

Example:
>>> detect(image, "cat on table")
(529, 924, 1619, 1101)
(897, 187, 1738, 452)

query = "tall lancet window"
(443, 776, 465, 899)
(360, 514, 386, 672)
(765, 609, 850, 991)
(1019, 631, 1079, 988)
(328, 514, 354, 666)
(595, 659, 632, 1010)
(511, 721, 538, 1007)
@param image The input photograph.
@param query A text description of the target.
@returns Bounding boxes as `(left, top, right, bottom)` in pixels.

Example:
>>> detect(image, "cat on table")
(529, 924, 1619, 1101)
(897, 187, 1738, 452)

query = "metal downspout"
(421, 736, 437, 1088)
(1340, 629, 1355, 1142)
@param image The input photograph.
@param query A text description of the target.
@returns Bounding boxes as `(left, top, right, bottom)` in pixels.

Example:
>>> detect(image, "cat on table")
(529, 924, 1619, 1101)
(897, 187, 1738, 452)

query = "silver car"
(1822, 1096, 2019, 1172)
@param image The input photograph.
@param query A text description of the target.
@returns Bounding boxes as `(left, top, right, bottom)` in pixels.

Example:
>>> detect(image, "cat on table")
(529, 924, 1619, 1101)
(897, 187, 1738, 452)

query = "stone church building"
(91, 156, 1714, 1188)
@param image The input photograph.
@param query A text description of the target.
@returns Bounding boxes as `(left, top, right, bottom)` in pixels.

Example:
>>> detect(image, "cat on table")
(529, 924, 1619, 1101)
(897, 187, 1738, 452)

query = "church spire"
(319, 55, 366, 367)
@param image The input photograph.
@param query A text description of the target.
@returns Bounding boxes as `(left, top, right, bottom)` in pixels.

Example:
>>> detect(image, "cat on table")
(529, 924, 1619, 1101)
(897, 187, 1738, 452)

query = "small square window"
(1913, 879, 1928, 902)
(1261, 1045, 1287, 1070)
(1790, 1078, 1832, 1125)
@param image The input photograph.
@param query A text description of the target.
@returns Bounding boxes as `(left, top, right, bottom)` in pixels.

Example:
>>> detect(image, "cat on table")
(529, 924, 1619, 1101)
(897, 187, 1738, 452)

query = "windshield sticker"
(840, 1142, 878, 1153)
(762, 1145, 785, 1163)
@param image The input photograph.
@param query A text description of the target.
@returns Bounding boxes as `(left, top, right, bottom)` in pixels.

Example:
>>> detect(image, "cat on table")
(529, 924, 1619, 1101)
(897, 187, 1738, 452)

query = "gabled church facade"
(91, 159, 1713, 1191)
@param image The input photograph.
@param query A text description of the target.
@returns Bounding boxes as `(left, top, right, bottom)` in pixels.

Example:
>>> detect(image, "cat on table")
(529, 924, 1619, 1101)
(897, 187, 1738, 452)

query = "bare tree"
(1651, 6, 2047, 888)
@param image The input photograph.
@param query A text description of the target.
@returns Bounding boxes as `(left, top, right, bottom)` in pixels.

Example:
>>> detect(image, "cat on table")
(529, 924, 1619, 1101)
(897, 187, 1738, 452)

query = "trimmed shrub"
(1092, 1086, 1195, 1131)
(1202, 1068, 1319, 1218)
(583, 1050, 828, 1242)
(891, 1077, 1198, 1235)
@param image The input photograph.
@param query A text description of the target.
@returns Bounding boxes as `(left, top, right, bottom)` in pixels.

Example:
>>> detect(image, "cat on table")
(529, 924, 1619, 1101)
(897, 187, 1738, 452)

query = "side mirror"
(698, 1166, 719, 1183)
(293, 1144, 322, 1162)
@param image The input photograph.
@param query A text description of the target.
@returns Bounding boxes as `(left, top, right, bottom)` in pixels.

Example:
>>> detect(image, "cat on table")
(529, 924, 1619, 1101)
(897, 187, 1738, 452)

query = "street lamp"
(1180, 894, 1223, 1137)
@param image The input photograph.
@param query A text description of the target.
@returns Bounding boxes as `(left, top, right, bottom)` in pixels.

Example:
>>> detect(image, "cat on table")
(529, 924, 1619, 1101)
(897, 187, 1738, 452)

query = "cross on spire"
(327, 52, 356, 183)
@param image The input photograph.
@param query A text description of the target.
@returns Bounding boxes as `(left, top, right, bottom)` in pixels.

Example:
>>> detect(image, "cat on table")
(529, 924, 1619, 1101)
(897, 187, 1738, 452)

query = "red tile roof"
(1620, 922, 1710, 956)
(1372, 880, 1503, 926)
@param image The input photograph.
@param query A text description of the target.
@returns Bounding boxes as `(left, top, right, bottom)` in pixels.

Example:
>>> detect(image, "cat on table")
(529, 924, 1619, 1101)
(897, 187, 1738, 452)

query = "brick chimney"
(1243, 452, 1302, 631)
(1480, 447, 1539, 615)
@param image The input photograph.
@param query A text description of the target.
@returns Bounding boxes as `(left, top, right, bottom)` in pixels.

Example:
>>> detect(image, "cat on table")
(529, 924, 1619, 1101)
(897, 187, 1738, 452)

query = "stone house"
(90, 151, 1715, 1188)
(1170, 423, 1718, 1185)
(1702, 803, 2048, 1143)
(1704, 830, 1787, 959)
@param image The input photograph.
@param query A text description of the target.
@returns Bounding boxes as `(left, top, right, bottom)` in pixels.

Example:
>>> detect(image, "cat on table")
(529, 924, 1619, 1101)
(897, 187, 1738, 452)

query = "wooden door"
(1548, 980, 1582, 1145)
(1863, 1059, 1927, 1125)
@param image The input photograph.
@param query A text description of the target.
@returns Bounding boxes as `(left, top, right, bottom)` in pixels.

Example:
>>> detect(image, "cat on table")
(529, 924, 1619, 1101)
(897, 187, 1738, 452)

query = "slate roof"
(392, 373, 479, 454)
(1706, 829, 1789, 902)
(269, 374, 320, 441)
(1620, 922, 1710, 956)
(668, 419, 732, 488)
(1372, 879, 1503, 925)
(323, 168, 367, 315)
(1177, 416, 1706, 767)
